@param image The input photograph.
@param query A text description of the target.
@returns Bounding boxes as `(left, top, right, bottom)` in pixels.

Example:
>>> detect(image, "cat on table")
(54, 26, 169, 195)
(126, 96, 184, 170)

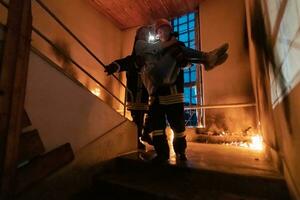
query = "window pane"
(189, 13, 195, 21)
(189, 21, 195, 29)
(189, 40, 195, 49)
(189, 32, 195, 40)
(173, 19, 178, 26)
(191, 86, 197, 104)
(192, 86, 197, 96)
(179, 15, 187, 24)
(184, 71, 190, 83)
(184, 87, 190, 103)
(179, 33, 188, 42)
(191, 71, 196, 82)
(191, 97, 197, 104)
(173, 26, 179, 32)
(190, 64, 196, 71)
(179, 23, 188, 33)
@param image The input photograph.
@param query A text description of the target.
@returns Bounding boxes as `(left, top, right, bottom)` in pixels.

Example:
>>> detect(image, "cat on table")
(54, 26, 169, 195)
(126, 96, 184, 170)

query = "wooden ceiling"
(89, 0, 203, 30)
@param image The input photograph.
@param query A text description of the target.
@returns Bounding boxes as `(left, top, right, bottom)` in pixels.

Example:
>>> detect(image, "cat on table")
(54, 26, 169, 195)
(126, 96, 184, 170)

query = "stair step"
(90, 151, 290, 200)
(18, 129, 45, 164)
(21, 110, 31, 129)
(92, 172, 267, 200)
(16, 143, 74, 194)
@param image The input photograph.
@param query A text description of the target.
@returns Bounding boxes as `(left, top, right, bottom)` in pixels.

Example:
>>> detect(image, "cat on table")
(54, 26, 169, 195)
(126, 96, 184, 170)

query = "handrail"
(1, 0, 134, 115)
(0, 18, 124, 106)
(184, 102, 256, 110)
(32, 26, 125, 105)
(34, 0, 133, 100)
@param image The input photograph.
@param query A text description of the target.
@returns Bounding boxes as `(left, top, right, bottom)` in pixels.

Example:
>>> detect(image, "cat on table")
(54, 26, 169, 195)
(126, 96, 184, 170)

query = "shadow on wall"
(50, 39, 123, 111)
(51, 39, 78, 80)
(250, 0, 292, 134)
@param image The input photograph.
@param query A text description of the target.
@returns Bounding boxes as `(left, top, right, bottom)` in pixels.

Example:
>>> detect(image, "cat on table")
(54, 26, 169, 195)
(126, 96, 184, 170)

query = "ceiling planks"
(88, 0, 202, 30)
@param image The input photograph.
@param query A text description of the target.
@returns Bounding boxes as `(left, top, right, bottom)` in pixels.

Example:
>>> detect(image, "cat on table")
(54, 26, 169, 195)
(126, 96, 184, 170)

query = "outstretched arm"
(104, 55, 133, 75)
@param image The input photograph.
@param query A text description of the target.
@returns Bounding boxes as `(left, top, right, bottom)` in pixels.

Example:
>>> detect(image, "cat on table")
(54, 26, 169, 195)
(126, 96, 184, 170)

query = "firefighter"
(104, 26, 153, 150)
(135, 19, 228, 163)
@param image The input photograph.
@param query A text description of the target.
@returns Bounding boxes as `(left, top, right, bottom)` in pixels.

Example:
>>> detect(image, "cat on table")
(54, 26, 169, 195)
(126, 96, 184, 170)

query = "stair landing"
(87, 143, 290, 200)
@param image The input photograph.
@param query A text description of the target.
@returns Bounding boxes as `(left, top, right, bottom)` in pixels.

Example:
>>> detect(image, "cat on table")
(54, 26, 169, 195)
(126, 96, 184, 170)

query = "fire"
(249, 135, 264, 151)
(221, 133, 264, 152)
(91, 87, 100, 97)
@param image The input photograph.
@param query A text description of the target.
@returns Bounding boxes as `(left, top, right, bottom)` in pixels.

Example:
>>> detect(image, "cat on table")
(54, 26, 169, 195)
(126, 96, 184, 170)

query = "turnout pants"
(149, 99, 187, 159)
(131, 110, 146, 149)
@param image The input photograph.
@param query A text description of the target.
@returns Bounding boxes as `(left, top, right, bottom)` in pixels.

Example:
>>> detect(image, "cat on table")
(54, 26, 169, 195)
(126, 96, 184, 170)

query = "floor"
(142, 142, 282, 179)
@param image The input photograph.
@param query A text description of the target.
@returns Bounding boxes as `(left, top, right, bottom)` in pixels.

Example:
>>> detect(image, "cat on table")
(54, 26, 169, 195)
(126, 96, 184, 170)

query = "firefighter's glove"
(104, 63, 119, 75)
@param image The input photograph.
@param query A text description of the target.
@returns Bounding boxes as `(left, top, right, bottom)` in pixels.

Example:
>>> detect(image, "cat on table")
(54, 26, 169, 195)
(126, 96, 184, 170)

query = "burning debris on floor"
(187, 126, 264, 151)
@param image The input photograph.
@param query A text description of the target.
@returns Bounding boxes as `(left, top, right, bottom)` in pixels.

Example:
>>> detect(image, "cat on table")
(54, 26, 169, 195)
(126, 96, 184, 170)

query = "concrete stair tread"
(94, 167, 267, 200)
(121, 149, 283, 180)
(91, 152, 289, 199)
(90, 143, 290, 199)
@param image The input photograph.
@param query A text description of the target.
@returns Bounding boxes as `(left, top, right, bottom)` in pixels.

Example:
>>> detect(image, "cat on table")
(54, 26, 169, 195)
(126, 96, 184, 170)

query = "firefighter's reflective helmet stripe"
(158, 93, 184, 105)
(152, 129, 164, 136)
(173, 131, 186, 138)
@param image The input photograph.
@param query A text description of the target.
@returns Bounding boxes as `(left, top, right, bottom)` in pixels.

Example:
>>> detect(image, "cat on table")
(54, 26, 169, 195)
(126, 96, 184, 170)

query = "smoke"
(204, 107, 257, 136)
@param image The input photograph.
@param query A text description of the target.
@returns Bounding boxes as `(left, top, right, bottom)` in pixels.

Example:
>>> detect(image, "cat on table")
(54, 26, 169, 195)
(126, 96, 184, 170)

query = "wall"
(0, 0, 129, 111)
(199, 0, 256, 133)
(0, 0, 138, 153)
(15, 50, 137, 198)
(118, 26, 139, 117)
(245, 0, 300, 198)
(26, 50, 137, 153)
(0, 1, 7, 26)
(121, 27, 138, 57)
(30, 0, 127, 111)
(0, 24, 4, 63)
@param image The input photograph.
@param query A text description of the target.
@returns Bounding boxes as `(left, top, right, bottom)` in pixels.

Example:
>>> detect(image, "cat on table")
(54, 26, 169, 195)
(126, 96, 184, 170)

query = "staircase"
(74, 143, 290, 200)
(16, 110, 74, 194)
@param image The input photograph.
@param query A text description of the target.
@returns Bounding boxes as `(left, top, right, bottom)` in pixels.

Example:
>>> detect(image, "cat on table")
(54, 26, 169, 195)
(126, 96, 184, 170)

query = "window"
(172, 12, 200, 126)
(264, 0, 300, 107)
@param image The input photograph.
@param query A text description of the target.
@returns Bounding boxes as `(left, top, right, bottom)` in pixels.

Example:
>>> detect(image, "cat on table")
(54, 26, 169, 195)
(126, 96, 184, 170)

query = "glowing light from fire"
(249, 135, 264, 151)
(198, 124, 205, 128)
(222, 133, 264, 151)
(91, 87, 100, 97)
